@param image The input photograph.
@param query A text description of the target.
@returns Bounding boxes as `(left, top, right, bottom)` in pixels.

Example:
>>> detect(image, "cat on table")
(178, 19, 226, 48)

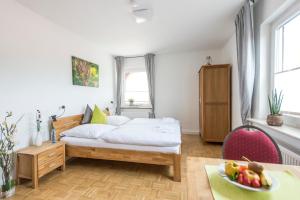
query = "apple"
(241, 170, 260, 187)
(237, 173, 244, 184)
(242, 170, 260, 181)
(251, 179, 261, 188)
(243, 176, 252, 186)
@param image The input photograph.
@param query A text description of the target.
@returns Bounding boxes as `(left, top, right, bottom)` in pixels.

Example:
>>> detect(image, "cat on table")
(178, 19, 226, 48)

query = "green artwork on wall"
(72, 56, 99, 87)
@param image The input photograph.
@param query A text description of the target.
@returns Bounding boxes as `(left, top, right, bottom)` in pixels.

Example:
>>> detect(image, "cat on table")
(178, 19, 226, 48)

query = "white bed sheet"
(61, 136, 180, 154)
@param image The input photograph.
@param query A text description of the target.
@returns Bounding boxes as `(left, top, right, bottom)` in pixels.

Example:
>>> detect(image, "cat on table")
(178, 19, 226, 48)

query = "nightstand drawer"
(38, 145, 64, 166)
(38, 156, 64, 178)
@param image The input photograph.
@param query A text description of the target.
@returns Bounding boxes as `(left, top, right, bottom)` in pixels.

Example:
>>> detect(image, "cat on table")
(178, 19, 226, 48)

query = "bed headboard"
(52, 114, 83, 140)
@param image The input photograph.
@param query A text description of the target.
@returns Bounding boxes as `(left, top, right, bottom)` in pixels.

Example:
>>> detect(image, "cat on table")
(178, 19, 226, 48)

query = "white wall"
(155, 50, 224, 133)
(254, 0, 292, 24)
(121, 48, 242, 134)
(0, 0, 114, 149)
(221, 35, 243, 129)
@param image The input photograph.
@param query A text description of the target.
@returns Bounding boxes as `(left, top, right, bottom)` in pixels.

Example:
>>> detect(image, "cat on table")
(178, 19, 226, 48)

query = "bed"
(52, 114, 181, 181)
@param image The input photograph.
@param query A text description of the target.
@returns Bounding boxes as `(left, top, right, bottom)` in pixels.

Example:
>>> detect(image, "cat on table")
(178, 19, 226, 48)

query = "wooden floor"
(11, 135, 222, 200)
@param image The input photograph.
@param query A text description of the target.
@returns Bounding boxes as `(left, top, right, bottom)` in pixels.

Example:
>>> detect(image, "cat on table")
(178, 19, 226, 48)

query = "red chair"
(222, 125, 282, 164)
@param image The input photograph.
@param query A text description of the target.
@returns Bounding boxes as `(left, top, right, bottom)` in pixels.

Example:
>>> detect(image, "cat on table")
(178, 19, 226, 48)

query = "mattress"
(61, 136, 180, 154)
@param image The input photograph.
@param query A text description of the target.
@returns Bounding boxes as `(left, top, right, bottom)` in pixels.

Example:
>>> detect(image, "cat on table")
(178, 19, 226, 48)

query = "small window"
(123, 71, 150, 106)
(122, 57, 150, 107)
(274, 13, 300, 113)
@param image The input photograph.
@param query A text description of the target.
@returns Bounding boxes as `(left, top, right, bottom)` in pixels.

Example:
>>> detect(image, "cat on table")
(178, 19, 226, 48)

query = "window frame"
(271, 3, 300, 116)
(274, 13, 300, 74)
(121, 67, 151, 108)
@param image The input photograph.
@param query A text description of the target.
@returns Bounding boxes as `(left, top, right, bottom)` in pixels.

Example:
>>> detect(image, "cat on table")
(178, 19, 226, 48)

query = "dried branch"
(0, 112, 22, 188)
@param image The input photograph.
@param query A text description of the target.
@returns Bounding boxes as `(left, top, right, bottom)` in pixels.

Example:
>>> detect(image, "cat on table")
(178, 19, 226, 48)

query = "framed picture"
(72, 56, 99, 87)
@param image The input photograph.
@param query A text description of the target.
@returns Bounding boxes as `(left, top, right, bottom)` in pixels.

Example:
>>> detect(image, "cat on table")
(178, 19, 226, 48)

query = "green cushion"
(91, 105, 107, 124)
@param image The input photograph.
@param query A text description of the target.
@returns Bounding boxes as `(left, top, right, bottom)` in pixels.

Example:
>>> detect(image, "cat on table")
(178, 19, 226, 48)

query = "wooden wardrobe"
(199, 64, 231, 142)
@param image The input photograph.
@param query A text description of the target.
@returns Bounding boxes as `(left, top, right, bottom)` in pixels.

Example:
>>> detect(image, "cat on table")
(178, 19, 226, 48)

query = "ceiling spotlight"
(135, 17, 147, 24)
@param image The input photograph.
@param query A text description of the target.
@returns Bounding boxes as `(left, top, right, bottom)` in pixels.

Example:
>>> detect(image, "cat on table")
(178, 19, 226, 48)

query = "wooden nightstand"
(17, 141, 65, 188)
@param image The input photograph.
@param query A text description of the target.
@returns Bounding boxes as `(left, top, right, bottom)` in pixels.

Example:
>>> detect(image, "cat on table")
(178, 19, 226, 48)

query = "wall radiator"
(279, 145, 300, 166)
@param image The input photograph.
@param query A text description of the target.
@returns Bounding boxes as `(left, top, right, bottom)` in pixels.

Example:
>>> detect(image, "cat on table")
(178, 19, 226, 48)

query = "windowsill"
(247, 118, 300, 141)
(282, 113, 300, 118)
(121, 106, 152, 109)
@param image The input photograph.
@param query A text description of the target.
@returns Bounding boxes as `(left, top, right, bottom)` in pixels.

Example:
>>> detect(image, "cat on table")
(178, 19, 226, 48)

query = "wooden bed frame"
(52, 114, 181, 181)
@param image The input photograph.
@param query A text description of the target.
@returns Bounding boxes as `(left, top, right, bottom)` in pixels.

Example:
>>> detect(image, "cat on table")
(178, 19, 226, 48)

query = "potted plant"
(0, 112, 22, 198)
(267, 90, 284, 126)
(128, 98, 135, 106)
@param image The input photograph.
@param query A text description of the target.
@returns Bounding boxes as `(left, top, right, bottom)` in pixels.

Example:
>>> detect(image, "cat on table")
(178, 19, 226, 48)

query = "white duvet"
(126, 118, 179, 125)
(101, 118, 181, 147)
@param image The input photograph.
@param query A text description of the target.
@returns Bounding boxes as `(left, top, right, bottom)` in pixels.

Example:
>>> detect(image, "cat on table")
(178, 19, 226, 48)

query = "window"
(122, 57, 150, 107)
(274, 13, 300, 114)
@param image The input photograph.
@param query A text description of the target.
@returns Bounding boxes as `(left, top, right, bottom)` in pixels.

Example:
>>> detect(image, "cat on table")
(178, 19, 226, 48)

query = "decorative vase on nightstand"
(35, 133, 43, 146)
(34, 110, 43, 146)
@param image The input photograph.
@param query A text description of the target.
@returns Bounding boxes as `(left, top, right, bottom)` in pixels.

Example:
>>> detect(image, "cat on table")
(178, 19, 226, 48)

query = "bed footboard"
(66, 144, 181, 182)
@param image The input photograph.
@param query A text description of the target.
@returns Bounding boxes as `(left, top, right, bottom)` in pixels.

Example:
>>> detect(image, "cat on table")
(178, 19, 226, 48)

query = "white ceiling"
(16, 0, 243, 55)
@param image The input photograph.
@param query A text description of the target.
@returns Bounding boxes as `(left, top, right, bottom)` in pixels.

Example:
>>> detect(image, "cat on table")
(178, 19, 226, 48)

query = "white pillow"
(60, 124, 116, 139)
(107, 115, 130, 126)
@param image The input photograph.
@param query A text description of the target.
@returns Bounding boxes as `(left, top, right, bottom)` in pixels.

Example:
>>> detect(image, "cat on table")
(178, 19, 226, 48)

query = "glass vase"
(35, 133, 43, 146)
(1, 176, 15, 198)
(1, 154, 16, 198)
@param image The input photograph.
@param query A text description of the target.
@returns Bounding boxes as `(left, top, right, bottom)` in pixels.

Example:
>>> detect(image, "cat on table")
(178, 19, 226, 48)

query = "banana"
(260, 171, 272, 187)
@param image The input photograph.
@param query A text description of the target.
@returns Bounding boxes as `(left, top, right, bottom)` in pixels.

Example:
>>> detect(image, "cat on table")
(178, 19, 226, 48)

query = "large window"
(122, 57, 150, 107)
(274, 13, 300, 114)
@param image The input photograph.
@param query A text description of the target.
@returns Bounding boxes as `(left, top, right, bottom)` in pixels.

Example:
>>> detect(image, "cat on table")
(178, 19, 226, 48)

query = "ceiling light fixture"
(132, 8, 151, 24)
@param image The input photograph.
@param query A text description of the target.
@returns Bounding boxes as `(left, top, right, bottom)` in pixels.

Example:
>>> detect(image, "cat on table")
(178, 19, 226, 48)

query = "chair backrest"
(222, 125, 282, 164)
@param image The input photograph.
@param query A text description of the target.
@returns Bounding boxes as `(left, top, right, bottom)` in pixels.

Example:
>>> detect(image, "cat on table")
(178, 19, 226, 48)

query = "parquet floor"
(10, 135, 222, 200)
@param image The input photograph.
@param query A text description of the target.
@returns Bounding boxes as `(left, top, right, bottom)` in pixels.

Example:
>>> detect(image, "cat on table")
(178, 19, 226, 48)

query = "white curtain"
(144, 54, 155, 118)
(235, 0, 256, 124)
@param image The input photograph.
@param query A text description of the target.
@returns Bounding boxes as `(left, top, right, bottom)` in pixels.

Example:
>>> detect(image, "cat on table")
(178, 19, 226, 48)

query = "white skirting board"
(279, 145, 300, 166)
(181, 130, 199, 135)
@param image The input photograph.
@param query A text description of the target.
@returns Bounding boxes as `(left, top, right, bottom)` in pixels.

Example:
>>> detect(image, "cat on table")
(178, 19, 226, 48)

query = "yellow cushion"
(91, 105, 107, 124)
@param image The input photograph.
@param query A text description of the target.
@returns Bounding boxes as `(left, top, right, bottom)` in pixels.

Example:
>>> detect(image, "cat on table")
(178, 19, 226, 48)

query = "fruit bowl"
(218, 163, 279, 192)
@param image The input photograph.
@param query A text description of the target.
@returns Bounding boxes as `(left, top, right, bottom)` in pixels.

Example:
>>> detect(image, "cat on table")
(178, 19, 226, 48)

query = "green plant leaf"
(268, 89, 284, 115)
(268, 96, 273, 115)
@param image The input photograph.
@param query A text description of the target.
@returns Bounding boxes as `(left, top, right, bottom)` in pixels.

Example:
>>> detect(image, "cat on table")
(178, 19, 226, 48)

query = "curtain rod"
(124, 55, 144, 59)
(114, 54, 154, 59)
